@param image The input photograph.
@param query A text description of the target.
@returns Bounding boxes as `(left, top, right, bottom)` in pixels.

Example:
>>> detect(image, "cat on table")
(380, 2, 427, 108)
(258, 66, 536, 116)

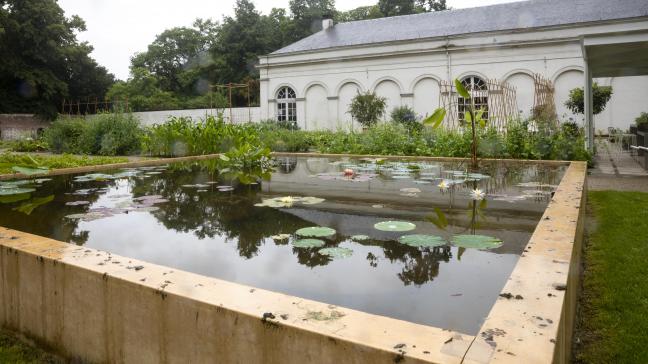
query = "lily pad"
(350, 235, 370, 241)
(296, 226, 336, 238)
(12, 166, 49, 176)
(293, 239, 326, 248)
(318, 247, 353, 258)
(13, 195, 54, 215)
(398, 234, 446, 248)
(65, 200, 91, 206)
(374, 221, 416, 232)
(0, 187, 36, 196)
(0, 192, 31, 204)
(300, 196, 325, 205)
(451, 235, 503, 250)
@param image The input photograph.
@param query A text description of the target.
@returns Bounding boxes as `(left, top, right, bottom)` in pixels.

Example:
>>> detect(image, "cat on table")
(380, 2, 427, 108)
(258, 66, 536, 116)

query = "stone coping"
(0, 154, 586, 363)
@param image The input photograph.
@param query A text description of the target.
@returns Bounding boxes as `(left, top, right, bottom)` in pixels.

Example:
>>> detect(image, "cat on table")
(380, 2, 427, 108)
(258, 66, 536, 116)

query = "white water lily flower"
(438, 180, 450, 191)
(470, 188, 486, 201)
(278, 196, 296, 207)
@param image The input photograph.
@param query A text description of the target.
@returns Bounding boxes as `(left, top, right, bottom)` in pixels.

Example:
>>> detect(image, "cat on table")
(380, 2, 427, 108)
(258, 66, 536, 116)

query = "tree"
(289, 0, 336, 40)
(378, 0, 418, 17)
(0, 0, 114, 119)
(417, 0, 448, 11)
(348, 91, 387, 127)
(131, 19, 217, 96)
(335, 5, 382, 22)
(565, 83, 613, 115)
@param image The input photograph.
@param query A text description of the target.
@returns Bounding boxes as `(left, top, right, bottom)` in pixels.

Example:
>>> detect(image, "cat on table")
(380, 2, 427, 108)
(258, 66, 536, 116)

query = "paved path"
(589, 139, 648, 192)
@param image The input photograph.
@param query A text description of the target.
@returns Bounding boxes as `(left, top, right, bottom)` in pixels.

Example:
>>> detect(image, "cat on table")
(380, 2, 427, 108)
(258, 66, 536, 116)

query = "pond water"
(0, 157, 566, 334)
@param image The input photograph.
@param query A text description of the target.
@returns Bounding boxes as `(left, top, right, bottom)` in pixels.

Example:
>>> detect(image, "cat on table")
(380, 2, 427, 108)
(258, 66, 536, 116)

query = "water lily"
(470, 188, 486, 200)
(438, 180, 449, 191)
(343, 168, 355, 177)
(278, 196, 296, 207)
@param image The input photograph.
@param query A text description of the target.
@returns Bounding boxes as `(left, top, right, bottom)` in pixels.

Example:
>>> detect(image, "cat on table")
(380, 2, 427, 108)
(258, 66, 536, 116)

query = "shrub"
(79, 113, 143, 155)
(391, 106, 422, 132)
(348, 91, 387, 127)
(565, 83, 613, 115)
(44, 117, 87, 154)
(635, 112, 648, 131)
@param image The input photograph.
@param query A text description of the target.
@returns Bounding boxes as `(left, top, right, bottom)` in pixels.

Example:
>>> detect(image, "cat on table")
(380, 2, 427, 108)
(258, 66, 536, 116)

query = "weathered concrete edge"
(462, 161, 587, 364)
(0, 228, 471, 364)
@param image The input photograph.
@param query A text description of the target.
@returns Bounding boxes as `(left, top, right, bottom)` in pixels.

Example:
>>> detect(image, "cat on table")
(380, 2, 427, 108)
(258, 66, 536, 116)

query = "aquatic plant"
(374, 221, 416, 232)
(398, 234, 446, 248)
(451, 234, 502, 250)
(318, 247, 353, 258)
(295, 226, 336, 238)
(293, 239, 326, 248)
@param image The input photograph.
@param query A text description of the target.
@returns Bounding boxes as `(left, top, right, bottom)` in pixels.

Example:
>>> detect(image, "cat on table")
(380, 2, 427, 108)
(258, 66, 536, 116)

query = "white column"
(584, 63, 594, 152)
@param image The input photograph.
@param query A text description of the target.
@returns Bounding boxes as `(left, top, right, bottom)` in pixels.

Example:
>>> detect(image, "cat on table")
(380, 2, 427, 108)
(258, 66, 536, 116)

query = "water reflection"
(0, 157, 567, 334)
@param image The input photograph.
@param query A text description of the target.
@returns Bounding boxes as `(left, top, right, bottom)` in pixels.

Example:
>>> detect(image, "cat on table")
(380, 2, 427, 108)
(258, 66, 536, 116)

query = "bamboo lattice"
(438, 79, 518, 132)
(532, 74, 557, 125)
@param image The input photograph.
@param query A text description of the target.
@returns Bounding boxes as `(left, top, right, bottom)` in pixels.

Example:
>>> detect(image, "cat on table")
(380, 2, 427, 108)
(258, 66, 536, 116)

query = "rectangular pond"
(0, 156, 566, 335)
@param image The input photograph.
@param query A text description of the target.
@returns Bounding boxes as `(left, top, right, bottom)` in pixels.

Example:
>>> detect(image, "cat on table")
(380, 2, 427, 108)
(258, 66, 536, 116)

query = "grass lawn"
(0, 153, 129, 175)
(0, 329, 62, 363)
(574, 191, 648, 363)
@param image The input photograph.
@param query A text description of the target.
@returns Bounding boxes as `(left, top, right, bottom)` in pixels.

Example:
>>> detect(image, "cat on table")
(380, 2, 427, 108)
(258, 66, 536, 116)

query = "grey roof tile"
(272, 0, 648, 55)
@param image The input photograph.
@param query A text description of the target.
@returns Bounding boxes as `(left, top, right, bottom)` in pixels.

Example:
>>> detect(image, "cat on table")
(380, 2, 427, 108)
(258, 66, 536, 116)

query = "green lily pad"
(318, 247, 353, 258)
(451, 235, 503, 250)
(0, 192, 32, 204)
(374, 221, 416, 232)
(350, 235, 370, 241)
(398, 234, 446, 248)
(300, 196, 325, 205)
(13, 195, 54, 215)
(296, 226, 336, 238)
(12, 166, 49, 176)
(0, 187, 36, 196)
(293, 239, 326, 248)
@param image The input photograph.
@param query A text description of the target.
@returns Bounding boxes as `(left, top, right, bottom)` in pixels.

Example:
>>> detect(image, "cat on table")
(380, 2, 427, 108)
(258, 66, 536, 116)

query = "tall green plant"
(348, 91, 387, 127)
(565, 83, 613, 115)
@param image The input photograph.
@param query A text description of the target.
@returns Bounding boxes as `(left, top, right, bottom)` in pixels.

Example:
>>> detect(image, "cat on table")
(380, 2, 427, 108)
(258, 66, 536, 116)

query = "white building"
(258, 0, 648, 147)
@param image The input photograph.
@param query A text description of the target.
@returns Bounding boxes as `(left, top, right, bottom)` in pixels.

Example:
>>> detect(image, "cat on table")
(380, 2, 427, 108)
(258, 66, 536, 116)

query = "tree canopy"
(0, 0, 114, 119)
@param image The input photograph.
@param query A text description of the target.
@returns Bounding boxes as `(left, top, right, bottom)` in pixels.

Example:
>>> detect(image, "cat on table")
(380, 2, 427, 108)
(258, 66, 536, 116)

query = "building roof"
(272, 0, 648, 55)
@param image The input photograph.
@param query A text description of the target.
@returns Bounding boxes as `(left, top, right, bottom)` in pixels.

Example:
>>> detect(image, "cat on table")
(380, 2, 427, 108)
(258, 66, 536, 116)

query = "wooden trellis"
(532, 74, 557, 125)
(61, 97, 130, 115)
(438, 79, 518, 132)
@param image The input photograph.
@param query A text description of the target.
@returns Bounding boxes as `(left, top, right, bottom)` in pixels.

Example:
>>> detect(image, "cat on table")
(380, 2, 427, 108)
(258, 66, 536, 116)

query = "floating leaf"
(12, 166, 49, 176)
(398, 234, 446, 248)
(0, 187, 35, 196)
(13, 195, 54, 215)
(350, 235, 370, 241)
(0, 192, 31, 204)
(300, 196, 325, 205)
(318, 247, 353, 258)
(451, 235, 503, 250)
(296, 226, 336, 238)
(293, 239, 326, 248)
(374, 221, 416, 232)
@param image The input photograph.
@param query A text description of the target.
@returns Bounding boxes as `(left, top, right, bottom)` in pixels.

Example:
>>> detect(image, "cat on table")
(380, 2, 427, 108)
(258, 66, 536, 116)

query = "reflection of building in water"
(276, 156, 298, 174)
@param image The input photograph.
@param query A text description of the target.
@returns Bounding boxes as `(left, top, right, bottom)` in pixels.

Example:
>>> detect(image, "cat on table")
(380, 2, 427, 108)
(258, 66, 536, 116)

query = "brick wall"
(0, 114, 50, 140)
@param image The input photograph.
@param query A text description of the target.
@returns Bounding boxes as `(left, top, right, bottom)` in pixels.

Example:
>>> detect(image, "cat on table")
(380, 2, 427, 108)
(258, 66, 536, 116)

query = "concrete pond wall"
(0, 155, 587, 363)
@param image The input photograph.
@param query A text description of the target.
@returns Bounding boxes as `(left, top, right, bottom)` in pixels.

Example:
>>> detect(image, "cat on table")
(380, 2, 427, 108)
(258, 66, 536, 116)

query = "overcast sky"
(58, 0, 519, 80)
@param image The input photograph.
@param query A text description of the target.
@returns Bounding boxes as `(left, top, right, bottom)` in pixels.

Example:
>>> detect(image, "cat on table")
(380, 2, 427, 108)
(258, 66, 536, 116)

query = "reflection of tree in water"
(130, 166, 312, 259)
(382, 242, 452, 286)
(292, 247, 332, 268)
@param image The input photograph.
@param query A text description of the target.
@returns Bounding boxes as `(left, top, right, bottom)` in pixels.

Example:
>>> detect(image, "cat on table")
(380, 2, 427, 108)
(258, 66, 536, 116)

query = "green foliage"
(0, 328, 62, 363)
(45, 113, 143, 155)
(3, 136, 49, 153)
(391, 106, 422, 132)
(141, 115, 260, 157)
(0, 153, 127, 175)
(348, 91, 387, 127)
(565, 83, 613, 115)
(635, 112, 648, 130)
(218, 141, 273, 184)
(0, 0, 114, 119)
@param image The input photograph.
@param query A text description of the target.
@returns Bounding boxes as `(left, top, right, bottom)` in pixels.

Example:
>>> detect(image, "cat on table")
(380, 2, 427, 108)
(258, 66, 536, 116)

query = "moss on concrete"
(0, 329, 62, 363)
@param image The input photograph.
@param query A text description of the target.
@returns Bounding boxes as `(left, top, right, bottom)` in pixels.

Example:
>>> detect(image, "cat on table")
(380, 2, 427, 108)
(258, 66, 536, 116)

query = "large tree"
(289, 0, 336, 41)
(0, 0, 114, 119)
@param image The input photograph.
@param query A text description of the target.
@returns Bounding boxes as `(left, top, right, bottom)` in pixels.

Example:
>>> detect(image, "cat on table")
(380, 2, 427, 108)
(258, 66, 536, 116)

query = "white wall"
(130, 107, 261, 126)
(594, 76, 647, 132)
(259, 18, 648, 132)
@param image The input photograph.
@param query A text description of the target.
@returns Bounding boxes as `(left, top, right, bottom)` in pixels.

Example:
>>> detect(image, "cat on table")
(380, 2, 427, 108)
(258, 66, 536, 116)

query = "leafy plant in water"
(318, 247, 353, 258)
(13, 195, 54, 215)
(293, 239, 326, 248)
(451, 234, 502, 250)
(218, 140, 274, 184)
(374, 221, 416, 232)
(398, 234, 446, 248)
(296, 226, 336, 238)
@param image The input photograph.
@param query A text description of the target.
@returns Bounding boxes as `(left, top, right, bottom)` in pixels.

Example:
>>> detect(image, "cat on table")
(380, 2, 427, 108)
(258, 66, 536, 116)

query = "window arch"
(458, 76, 488, 123)
(276, 86, 297, 123)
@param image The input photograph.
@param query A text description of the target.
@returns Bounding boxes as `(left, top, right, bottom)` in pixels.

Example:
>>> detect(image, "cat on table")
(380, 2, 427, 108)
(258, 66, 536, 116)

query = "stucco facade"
(258, 8, 648, 132)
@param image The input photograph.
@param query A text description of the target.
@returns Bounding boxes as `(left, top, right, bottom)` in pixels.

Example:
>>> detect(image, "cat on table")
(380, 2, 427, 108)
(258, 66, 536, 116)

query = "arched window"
(276, 86, 296, 123)
(458, 76, 488, 123)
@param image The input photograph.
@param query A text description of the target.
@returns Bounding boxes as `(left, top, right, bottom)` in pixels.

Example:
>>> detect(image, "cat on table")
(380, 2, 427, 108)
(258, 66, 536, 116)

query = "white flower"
(470, 188, 486, 201)
(278, 196, 296, 207)
(438, 180, 450, 191)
